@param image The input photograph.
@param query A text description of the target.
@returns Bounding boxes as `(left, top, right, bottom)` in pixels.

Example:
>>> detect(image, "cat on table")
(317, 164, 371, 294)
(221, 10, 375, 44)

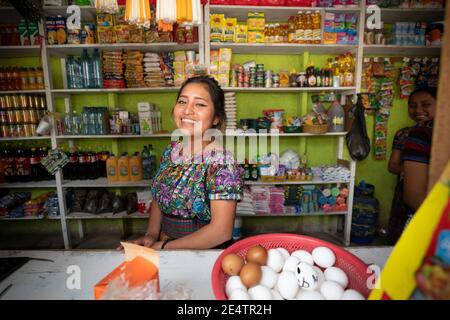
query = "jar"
(279, 70, 290, 88)
(22, 108, 31, 123)
(29, 109, 39, 124)
(24, 124, 33, 137)
(16, 124, 25, 137)
(14, 109, 24, 124)
(35, 68, 44, 89)
(20, 69, 29, 90)
(27, 68, 37, 90)
(297, 72, 307, 87)
(12, 68, 21, 90)
(7, 109, 17, 123)
(9, 124, 18, 137)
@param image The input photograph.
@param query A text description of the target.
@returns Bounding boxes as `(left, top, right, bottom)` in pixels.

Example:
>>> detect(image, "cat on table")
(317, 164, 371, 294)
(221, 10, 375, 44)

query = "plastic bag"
(0, 192, 31, 210)
(112, 195, 125, 214)
(98, 192, 113, 214)
(72, 189, 88, 212)
(126, 193, 138, 214)
(83, 189, 105, 214)
(346, 94, 371, 161)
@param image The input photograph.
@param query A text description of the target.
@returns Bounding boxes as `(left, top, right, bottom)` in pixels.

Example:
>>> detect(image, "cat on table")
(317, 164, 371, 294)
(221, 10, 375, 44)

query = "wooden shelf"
(210, 43, 358, 55)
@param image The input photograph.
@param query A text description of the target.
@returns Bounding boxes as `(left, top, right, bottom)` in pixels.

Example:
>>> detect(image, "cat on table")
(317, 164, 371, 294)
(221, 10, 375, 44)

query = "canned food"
(19, 94, 27, 108)
(14, 109, 23, 123)
(9, 124, 18, 137)
(30, 124, 37, 136)
(0, 110, 7, 124)
(22, 109, 31, 123)
(0, 96, 6, 110)
(16, 124, 25, 137)
(28, 95, 36, 109)
(12, 95, 20, 109)
(4, 95, 12, 109)
(7, 110, 17, 123)
(29, 109, 38, 124)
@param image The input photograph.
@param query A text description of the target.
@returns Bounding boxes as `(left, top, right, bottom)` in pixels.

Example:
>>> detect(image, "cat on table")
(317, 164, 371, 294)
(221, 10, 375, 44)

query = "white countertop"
(0, 247, 392, 300)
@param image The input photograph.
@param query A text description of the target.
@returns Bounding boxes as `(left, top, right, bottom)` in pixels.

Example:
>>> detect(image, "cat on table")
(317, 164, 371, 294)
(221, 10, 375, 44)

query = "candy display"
(0, 94, 48, 138)
(399, 57, 439, 99)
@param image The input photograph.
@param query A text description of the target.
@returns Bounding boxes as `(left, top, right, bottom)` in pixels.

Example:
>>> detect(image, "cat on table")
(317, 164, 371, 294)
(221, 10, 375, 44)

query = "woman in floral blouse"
(123, 76, 243, 250)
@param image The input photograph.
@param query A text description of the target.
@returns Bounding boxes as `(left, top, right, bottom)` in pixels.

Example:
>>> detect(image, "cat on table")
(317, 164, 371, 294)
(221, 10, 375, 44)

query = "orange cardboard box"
(94, 243, 159, 300)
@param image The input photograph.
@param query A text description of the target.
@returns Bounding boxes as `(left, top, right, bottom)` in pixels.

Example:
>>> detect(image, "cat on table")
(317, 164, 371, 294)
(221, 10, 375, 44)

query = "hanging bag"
(346, 94, 371, 161)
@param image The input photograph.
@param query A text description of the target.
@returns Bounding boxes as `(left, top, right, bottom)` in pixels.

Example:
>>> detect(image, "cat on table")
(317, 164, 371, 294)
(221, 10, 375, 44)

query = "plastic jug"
(130, 152, 143, 181)
(106, 153, 118, 182)
(118, 152, 130, 182)
(328, 100, 345, 132)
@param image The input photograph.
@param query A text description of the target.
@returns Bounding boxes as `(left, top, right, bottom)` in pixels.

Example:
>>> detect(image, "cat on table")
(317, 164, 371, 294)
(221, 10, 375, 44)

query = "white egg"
(226, 276, 246, 297)
(320, 280, 344, 300)
(342, 289, 365, 300)
(324, 267, 349, 288)
(312, 266, 325, 289)
(296, 290, 325, 300)
(229, 288, 251, 300)
(295, 262, 319, 291)
(271, 289, 284, 300)
(291, 250, 314, 265)
(277, 247, 290, 260)
(312, 246, 336, 268)
(248, 285, 273, 300)
(283, 256, 300, 273)
(277, 271, 299, 300)
(267, 249, 284, 273)
(260, 266, 278, 289)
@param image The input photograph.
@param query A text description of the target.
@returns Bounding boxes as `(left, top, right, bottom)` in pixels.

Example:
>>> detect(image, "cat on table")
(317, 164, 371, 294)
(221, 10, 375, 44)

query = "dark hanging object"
(346, 94, 371, 161)
(8, 0, 44, 22)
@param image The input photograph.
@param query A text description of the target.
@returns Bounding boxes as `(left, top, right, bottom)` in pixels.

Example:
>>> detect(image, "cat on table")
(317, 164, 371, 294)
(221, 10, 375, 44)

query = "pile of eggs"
(221, 245, 366, 300)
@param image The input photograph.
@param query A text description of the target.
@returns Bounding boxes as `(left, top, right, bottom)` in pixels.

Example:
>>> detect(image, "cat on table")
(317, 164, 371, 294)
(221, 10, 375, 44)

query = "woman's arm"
(153, 200, 236, 250)
(403, 160, 429, 211)
(388, 149, 403, 175)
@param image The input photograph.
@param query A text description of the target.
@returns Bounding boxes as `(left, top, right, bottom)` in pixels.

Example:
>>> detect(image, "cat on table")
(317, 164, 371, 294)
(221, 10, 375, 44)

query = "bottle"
(3, 148, 16, 183)
(251, 164, 258, 181)
(312, 10, 321, 44)
(295, 12, 304, 44)
(82, 108, 90, 135)
(106, 153, 118, 182)
(288, 16, 296, 43)
(89, 109, 97, 135)
(316, 69, 322, 87)
(16, 146, 31, 182)
(141, 145, 151, 180)
(88, 148, 98, 180)
(77, 150, 88, 180)
(148, 144, 156, 177)
(304, 11, 313, 44)
(91, 48, 103, 89)
(328, 100, 345, 132)
(130, 152, 143, 181)
(61, 147, 70, 180)
(118, 152, 130, 182)
(306, 61, 316, 87)
(71, 110, 81, 135)
(101, 151, 109, 177)
(243, 164, 250, 181)
(68, 148, 79, 180)
(80, 49, 93, 89)
(64, 112, 72, 135)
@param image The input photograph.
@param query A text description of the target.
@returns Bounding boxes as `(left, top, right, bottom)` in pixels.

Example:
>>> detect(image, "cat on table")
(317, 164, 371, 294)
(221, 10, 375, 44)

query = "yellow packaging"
(219, 48, 232, 62)
(96, 13, 115, 26)
(113, 25, 130, 43)
(247, 12, 265, 31)
(173, 61, 185, 74)
(323, 32, 337, 44)
(223, 18, 237, 43)
(174, 51, 187, 62)
(248, 31, 265, 43)
(210, 49, 220, 63)
(209, 61, 219, 74)
(219, 61, 231, 75)
(210, 14, 225, 42)
(97, 26, 114, 43)
(234, 24, 248, 43)
(218, 73, 230, 87)
(174, 74, 186, 87)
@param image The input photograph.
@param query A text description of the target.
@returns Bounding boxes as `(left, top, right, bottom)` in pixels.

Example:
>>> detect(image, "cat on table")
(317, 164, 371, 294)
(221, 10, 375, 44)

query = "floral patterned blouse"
(151, 141, 244, 222)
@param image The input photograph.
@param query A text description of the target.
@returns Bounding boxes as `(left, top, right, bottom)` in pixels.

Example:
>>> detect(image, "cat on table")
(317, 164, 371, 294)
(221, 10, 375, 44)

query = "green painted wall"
(0, 53, 416, 242)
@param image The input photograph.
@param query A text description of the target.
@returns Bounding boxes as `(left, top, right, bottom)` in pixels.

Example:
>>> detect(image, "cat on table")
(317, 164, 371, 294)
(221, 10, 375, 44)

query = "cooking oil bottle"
(295, 12, 304, 44)
(312, 10, 321, 44)
(118, 152, 130, 182)
(106, 153, 118, 183)
(304, 11, 313, 44)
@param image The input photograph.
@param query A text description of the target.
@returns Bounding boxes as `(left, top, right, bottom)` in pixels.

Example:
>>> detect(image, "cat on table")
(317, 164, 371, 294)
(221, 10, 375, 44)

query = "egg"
(260, 266, 278, 289)
(295, 262, 320, 291)
(291, 250, 314, 265)
(312, 246, 336, 268)
(320, 280, 344, 300)
(246, 245, 268, 265)
(225, 276, 246, 297)
(296, 290, 325, 300)
(324, 267, 349, 288)
(248, 285, 273, 300)
(277, 271, 299, 300)
(342, 289, 365, 300)
(277, 247, 290, 260)
(282, 256, 300, 273)
(271, 289, 284, 300)
(221, 253, 245, 276)
(229, 288, 251, 300)
(240, 262, 262, 288)
(312, 266, 325, 289)
(267, 249, 284, 273)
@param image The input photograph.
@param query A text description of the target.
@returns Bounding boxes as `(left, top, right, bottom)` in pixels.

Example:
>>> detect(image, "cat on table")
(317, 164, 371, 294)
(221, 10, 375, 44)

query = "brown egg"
(246, 245, 268, 265)
(221, 253, 245, 276)
(239, 262, 262, 288)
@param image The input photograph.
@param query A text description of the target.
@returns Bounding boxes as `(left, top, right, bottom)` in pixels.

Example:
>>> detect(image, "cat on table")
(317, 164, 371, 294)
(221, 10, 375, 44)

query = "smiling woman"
(119, 76, 243, 250)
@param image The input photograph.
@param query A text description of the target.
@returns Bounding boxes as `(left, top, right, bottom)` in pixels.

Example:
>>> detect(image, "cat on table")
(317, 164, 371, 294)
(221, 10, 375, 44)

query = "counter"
(0, 247, 392, 300)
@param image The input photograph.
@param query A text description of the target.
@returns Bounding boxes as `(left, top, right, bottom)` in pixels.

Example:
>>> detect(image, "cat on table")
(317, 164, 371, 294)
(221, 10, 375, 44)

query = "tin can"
(0, 96, 6, 110)
(14, 109, 24, 123)
(12, 95, 20, 109)
(19, 94, 27, 108)
(22, 109, 31, 123)
(7, 110, 16, 123)
(9, 124, 18, 137)
(0, 124, 9, 137)
(16, 124, 25, 137)
(30, 124, 37, 136)
(29, 109, 39, 124)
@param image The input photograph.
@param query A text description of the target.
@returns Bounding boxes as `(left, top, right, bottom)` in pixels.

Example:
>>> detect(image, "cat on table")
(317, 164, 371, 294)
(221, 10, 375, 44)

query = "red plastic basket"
(211, 233, 371, 300)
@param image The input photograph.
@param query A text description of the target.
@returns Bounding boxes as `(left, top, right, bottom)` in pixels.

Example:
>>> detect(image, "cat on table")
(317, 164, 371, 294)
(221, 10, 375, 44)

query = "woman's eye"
(177, 100, 187, 105)
(196, 103, 207, 107)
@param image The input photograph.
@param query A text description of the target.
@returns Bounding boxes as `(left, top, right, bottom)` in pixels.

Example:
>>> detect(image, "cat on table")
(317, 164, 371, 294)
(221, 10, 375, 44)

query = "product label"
(332, 116, 344, 125)
(120, 164, 128, 176)
(131, 165, 139, 176)
(108, 166, 116, 177)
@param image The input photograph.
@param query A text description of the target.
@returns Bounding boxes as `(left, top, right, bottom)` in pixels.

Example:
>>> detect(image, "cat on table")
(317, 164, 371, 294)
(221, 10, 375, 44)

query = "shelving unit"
(0, 3, 443, 248)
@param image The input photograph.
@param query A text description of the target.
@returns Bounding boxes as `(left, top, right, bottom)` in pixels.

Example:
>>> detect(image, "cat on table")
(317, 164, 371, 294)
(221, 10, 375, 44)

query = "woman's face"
(173, 83, 219, 137)
(408, 91, 436, 123)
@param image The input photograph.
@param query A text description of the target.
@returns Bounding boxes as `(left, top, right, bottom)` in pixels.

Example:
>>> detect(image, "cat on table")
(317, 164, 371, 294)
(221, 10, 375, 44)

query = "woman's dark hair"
(408, 87, 437, 105)
(175, 76, 226, 131)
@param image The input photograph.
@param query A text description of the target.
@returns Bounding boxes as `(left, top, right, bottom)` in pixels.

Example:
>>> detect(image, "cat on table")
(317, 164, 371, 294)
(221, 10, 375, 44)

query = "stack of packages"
(144, 52, 166, 88)
(123, 51, 145, 88)
(269, 186, 285, 215)
(224, 92, 237, 132)
(236, 187, 255, 215)
(173, 51, 187, 87)
(161, 52, 175, 86)
(23, 193, 50, 217)
(103, 51, 125, 89)
(251, 186, 270, 215)
(209, 48, 232, 87)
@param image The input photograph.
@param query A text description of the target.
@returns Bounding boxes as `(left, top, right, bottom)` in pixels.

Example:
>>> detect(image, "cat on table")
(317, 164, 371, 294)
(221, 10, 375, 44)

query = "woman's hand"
(116, 235, 157, 251)
(151, 241, 164, 250)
